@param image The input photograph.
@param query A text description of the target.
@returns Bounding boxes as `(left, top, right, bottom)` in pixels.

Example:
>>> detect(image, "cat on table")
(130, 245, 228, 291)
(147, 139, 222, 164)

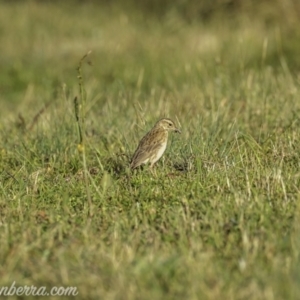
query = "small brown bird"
(130, 118, 181, 170)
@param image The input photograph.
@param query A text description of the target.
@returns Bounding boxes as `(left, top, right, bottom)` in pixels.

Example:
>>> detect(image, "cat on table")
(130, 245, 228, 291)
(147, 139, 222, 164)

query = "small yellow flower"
(77, 143, 85, 153)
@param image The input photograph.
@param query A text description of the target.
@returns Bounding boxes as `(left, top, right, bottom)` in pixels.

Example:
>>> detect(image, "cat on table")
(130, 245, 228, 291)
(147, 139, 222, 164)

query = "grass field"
(1, 1, 300, 299)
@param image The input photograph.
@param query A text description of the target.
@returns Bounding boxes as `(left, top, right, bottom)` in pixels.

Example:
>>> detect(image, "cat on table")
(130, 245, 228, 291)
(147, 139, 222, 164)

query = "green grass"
(1, 1, 300, 299)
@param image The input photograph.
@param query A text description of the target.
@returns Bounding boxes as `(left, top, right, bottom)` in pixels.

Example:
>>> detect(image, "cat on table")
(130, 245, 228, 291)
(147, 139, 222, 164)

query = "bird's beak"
(175, 128, 181, 134)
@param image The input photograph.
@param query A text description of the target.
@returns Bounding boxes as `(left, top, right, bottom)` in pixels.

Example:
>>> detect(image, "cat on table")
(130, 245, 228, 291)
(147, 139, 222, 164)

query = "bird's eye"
(168, 123, 172, 127)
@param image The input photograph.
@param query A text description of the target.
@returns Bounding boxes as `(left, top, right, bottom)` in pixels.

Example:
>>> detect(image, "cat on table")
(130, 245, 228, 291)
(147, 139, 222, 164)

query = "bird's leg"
(149, 163, 157, 177)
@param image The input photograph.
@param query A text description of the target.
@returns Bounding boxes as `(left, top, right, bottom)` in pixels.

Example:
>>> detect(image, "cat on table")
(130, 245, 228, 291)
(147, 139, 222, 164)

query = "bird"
(130, 118, 181, 170)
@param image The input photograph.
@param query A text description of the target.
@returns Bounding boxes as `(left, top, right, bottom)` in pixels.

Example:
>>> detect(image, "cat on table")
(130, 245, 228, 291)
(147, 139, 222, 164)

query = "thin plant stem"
(74, 51, 93, 217)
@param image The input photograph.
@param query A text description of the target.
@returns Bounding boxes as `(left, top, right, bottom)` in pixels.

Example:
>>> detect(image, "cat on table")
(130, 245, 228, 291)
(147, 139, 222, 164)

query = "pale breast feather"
(151, 141, 167, 164)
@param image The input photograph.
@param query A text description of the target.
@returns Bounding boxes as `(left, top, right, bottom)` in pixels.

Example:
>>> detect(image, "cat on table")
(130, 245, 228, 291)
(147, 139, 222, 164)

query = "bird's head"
(156, 118, 181, 133)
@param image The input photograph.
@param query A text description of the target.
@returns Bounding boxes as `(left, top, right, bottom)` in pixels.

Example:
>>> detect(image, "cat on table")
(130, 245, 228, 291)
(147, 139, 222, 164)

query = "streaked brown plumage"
(130, 118, 181, 170)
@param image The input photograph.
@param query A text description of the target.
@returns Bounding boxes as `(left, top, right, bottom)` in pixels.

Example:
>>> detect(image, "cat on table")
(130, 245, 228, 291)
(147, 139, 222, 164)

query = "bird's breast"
(152, 141, 167, 163)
